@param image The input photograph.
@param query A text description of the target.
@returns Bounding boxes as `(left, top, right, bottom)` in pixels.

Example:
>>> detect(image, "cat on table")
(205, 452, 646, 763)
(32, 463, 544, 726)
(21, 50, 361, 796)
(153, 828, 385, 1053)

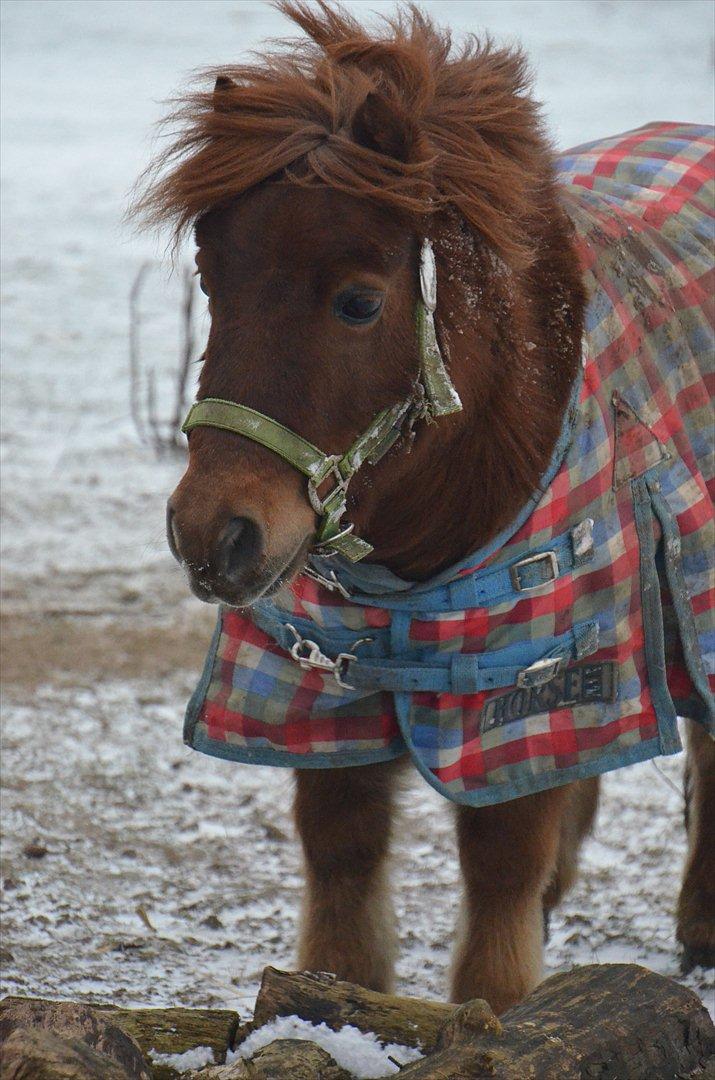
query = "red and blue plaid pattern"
(185, 123, 714, 805)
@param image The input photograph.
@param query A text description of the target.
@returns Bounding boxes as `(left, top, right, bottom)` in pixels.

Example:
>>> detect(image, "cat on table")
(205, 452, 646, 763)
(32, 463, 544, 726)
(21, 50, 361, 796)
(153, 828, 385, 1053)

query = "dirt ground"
(1, 571, 713, 1020)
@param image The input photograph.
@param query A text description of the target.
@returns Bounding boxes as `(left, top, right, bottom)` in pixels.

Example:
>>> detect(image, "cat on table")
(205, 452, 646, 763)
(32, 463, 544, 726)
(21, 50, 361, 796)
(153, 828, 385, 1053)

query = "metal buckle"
(509, 550, 559, 593)
(286, 624, 372, 690)
(308, 457, 348, 516)
(517, 656, 564, 689)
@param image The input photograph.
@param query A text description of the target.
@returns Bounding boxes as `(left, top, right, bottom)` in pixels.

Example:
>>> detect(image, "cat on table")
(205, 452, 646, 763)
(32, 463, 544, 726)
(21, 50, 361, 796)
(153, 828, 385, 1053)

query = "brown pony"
(135, 1, 714, 1012)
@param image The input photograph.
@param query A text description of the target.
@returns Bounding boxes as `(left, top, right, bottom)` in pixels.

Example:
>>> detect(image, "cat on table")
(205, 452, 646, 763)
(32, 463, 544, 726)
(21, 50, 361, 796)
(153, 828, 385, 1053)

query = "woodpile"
(1, 963, 713, 1079)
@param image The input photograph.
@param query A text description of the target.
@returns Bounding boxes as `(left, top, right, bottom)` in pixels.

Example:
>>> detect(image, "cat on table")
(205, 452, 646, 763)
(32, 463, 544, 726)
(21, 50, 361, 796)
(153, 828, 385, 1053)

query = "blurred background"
(1, 0, 714, 1015)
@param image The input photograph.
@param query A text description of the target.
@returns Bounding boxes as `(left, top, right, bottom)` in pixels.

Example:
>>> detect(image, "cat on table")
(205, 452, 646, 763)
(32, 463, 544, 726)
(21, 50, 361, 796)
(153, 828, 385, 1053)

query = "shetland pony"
(135, 1, 714, 1012)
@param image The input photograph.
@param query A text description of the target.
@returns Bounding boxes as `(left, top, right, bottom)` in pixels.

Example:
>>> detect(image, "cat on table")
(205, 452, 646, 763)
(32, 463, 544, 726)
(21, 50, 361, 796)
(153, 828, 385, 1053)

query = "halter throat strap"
(181, 239, 462, 562)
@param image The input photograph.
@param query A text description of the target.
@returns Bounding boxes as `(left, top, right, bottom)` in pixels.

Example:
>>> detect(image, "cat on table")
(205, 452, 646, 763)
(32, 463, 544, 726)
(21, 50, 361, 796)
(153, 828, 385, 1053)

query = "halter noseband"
(181, 239, 462, 562)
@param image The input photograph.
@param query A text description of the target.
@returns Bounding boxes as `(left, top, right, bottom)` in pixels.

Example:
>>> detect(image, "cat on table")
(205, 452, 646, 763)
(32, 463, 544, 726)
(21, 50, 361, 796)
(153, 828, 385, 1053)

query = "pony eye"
(334, 289, 384, 325)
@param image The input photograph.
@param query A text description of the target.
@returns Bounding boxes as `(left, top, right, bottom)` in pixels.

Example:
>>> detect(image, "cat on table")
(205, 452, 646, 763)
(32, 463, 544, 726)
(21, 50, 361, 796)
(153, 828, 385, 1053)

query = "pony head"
(135, 1, 576, 605)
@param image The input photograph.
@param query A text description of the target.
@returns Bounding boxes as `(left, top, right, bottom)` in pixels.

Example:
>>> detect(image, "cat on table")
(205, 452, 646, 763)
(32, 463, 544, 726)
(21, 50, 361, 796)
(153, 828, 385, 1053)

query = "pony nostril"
(217, 516, 262, 585)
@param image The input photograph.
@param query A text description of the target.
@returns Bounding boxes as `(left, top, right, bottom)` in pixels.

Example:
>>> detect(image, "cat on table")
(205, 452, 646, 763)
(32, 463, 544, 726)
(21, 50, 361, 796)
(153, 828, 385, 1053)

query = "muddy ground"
(1, 571, 713, 1019)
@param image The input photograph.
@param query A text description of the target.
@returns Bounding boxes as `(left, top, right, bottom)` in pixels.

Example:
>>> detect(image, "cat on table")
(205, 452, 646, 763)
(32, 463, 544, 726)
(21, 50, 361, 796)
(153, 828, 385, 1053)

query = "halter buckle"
(286, 624, 372, 690)
(308, 457, 349, 516)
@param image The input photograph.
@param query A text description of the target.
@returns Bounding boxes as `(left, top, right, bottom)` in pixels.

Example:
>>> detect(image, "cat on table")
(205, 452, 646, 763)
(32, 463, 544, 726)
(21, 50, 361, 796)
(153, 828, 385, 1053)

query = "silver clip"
(516, 656, 564, 689)
(285, 624, 372, 690)
(302, 566, 351, 600)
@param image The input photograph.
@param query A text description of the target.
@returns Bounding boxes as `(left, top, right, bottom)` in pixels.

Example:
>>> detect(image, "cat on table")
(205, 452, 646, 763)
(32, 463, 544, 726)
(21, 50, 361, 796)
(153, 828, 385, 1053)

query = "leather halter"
(181, 239, 462, 561)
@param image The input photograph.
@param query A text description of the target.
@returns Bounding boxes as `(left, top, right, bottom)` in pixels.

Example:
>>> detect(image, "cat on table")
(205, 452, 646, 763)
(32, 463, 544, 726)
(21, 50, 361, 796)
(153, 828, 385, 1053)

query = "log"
(249, 964, 715, 1079)
(96, 1003, 240, 1079)
(243, 1038, 352, 1079)
(252, 967, 453, 1052)
(0, 998, 149, 1079)
(0, 1027, 138, 1080)
(0, 996, 240, 1080)
(191, 1039, 353, 1079)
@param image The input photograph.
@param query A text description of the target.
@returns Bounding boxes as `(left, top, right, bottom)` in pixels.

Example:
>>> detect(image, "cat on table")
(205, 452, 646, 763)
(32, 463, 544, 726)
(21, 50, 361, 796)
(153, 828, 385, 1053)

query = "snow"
(1, 0, 713, 1042)
(229, 1015, 423, 1077)
(149, 1045, 215, 1072)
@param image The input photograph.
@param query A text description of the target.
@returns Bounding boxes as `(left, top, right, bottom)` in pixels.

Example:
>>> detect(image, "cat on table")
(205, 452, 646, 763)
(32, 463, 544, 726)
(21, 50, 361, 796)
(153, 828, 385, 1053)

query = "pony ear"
(213, 75, 237, 111)
(352, 92, 417, 162)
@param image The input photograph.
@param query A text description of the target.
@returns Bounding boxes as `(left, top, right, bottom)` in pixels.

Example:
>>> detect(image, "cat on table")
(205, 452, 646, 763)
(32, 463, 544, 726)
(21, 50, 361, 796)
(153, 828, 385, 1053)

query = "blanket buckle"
(517, 655, 564, 688)
(510, 550, 559, 592)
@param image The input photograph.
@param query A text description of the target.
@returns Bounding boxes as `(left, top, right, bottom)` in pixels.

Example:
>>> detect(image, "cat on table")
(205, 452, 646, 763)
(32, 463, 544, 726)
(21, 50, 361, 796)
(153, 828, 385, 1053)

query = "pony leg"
(677, 720, 715, 971)
(293, 757, 405, 992)
(542, 777, 599, 937)
(451, 786, 568, 1013)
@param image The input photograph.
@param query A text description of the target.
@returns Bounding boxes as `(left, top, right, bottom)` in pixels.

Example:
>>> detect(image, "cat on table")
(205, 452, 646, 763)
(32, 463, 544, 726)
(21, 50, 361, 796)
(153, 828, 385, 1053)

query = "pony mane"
(134, 0, 552, 267)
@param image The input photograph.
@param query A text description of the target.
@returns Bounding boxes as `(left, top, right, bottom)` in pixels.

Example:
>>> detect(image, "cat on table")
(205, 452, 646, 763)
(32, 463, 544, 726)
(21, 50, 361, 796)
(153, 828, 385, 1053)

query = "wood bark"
(2, 964, 713, 1078)
(253, 966, 454, 1051)
(0, 998, 149, 1079)
(0, 996, 240, 1080)
(198, 1042, 352, 1080)
(96, 1003, 240, 1078)
(0, 1027, 138, 1080)
(250, 964, 715, 1079)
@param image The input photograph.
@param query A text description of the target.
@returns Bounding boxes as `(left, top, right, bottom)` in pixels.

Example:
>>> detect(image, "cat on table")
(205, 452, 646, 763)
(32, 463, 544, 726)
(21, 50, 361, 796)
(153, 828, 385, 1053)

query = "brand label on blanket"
(480, 662, 618, 731)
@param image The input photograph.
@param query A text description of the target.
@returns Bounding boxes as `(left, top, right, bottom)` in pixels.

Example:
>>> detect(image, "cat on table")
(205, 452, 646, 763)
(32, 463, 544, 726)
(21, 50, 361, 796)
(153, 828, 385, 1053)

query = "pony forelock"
(133, 1, 552, 267)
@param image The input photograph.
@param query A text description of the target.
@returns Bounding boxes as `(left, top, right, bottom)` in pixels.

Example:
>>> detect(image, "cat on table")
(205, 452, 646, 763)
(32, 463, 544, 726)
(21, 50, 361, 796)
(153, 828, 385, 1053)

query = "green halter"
(181, 239, 462, 562)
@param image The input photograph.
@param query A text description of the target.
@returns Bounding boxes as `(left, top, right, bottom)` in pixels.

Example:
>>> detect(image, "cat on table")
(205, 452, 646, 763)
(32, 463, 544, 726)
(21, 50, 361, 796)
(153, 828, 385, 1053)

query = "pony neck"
(352, 199, 586, 582)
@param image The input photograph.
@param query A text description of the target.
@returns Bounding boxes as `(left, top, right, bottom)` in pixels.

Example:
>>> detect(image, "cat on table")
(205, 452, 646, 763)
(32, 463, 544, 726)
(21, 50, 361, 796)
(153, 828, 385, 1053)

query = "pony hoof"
(680, 943, 715, 974)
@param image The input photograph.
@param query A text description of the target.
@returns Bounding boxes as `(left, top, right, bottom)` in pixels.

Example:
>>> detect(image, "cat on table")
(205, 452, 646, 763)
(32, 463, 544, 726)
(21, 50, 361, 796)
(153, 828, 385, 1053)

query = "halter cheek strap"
(181, 239, 462, 562)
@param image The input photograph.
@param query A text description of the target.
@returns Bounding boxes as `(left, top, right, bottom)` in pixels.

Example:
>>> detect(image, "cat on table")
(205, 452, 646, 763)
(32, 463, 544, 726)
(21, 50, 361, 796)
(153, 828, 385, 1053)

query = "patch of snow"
(149, 1045, 215, 1072)
(229, 1015, 423, 1078)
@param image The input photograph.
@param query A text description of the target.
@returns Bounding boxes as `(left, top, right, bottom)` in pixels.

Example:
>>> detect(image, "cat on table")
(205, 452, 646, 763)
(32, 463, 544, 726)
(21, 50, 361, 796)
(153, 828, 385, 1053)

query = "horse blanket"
(184, 121, 715, 806)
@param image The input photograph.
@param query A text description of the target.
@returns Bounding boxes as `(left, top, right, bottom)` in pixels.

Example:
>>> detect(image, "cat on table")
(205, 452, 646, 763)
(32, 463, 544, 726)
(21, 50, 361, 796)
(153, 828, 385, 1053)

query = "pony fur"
(135, 0, 552, 270)
(135, 1, 714, 1011)
(137, 0, 586, 580)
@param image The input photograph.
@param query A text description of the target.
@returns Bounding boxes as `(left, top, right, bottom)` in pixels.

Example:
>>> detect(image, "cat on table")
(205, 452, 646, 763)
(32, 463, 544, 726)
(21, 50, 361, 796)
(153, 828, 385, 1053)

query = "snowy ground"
(1, 0, 714, 1030)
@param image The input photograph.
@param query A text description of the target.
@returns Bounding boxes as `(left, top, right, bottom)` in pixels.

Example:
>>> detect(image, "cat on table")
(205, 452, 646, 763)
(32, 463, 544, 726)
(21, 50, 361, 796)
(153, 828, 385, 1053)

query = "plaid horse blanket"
(184, 122, 715, 806)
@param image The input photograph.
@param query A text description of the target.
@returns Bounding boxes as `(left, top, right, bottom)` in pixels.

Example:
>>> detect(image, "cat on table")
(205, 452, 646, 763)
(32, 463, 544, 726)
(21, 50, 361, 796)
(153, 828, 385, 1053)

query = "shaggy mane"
(134, 1, 554, 267)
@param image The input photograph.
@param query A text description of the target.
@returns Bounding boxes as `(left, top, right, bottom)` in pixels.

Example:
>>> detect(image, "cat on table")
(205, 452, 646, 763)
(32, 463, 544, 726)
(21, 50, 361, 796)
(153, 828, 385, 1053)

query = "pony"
(135, 1, 714, 1013)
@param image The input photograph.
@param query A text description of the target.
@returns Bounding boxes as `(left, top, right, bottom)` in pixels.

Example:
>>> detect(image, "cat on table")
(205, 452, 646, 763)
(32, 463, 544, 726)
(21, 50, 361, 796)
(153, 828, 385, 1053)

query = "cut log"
(0, 998, 149, 1079)
(0, 1027, 138, 1080)
(249, 964, 715, 1079)
(252, 967, 453, 1051)
(190, 1039, 353, 1079)
(97, 1003, 240, 1078)
(0, 996, 240, 1080)
(243, 1038, 352, 1079)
